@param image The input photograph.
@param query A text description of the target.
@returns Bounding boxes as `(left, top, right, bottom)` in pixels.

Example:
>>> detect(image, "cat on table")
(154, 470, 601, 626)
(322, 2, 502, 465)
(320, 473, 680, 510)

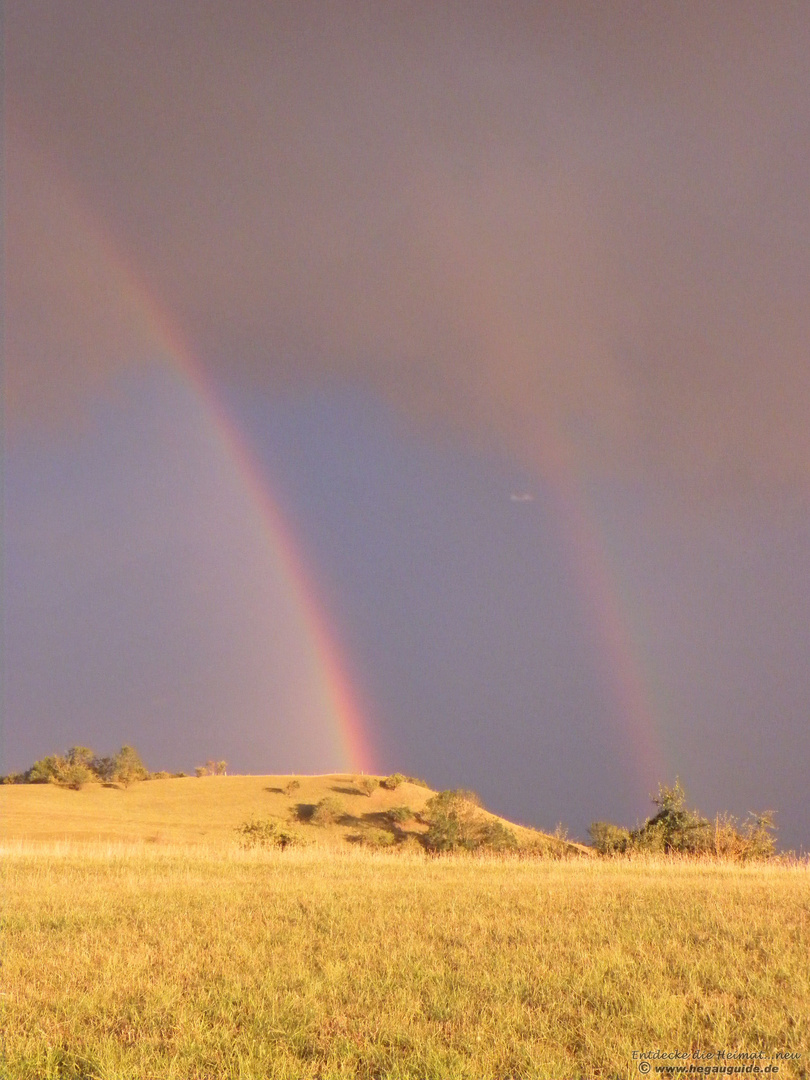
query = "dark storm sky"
(5, 2, 810, 847)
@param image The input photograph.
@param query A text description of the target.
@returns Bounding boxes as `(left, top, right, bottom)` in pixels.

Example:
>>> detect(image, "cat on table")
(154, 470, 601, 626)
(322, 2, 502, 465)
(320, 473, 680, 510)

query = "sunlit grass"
(2, 838, 808, 1079)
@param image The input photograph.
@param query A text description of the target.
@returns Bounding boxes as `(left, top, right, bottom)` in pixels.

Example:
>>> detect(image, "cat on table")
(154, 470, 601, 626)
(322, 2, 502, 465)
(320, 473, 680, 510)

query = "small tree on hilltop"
(358, 776, 379, 797)
(26, 755, 67, 784)
(112, 745, 149, 787)
(380, 773, 405, 791)
(67, 746, 97, 769)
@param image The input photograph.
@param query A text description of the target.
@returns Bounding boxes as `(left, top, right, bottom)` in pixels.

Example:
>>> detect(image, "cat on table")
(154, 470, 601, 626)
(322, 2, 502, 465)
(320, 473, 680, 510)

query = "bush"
(356, 828, 397, 850)
(26, 749, 100, 789)
(477, 820, 519, 853)
(589, 821, 632, 855)
(60, 763, 94, 790)
(380, 773, 405, 790)
(358, 776, 379, 797)
(284, 779, 301, 797)
(9, 744, 151, 788)
(386, 805, 415, 826)
(590, 781, 778, 861)
(311, 796, 346, 827)
(26, 755, 66, 784)
(198, 759, 228, 775)
(237, 819, 307, 849)
(422, 789, 511, 854)
(713, 811, 777, 861)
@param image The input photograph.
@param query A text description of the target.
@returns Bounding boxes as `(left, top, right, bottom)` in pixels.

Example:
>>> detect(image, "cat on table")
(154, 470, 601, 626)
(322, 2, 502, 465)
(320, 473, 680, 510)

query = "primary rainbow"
(88, 234, 377, 775)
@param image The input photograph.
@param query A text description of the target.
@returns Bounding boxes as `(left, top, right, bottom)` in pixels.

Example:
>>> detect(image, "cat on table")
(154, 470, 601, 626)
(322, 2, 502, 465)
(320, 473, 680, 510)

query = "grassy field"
(1, 778, 808, 1079)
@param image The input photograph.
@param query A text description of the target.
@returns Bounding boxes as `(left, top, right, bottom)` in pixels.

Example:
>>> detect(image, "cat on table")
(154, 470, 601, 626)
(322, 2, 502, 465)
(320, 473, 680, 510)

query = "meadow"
(1, 778, 808, 1079)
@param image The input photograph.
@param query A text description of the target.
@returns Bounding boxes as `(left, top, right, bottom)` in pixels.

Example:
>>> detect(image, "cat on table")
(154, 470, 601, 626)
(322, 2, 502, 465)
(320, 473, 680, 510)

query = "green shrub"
(284, 779, 301, 797)
(67, 746, 96, 769)
(713, 811, 777, 861)
(477, 820, 519, 853)
(311, 796, 346, 827)
(60, 763, 95, 790)
(237, 819, 307, 849)
(386, 805, 415, 826)
(405, 775, 431, 788)
(422, 790, 486, 853)
(26, 757, 62, 784)
(357, 828, 397, 850)
(590, 781, 777, 861)
(26, 751, 98, 790)
(380, 773, 405, 790)
(589, 821, 632, 855)
(358, 776, 379, 797)
(11, 744, 151, 788)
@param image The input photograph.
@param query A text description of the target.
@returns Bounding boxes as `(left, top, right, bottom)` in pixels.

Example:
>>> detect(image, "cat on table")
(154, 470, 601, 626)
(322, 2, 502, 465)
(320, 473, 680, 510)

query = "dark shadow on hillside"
(331, 784, 364, 796)
(265, 786, 285, 794)
(360, 810, 400, 830)
(291, 803, 316, 823)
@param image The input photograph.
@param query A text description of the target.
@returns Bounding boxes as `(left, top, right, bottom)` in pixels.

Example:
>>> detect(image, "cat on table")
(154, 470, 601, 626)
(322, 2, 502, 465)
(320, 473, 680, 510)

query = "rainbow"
(20, 136, 666, 790)
(138, 300, 378, 775)
(543, 444, 667, 788)
(46, 197, 378, 773)
(426, 203, 669, 791)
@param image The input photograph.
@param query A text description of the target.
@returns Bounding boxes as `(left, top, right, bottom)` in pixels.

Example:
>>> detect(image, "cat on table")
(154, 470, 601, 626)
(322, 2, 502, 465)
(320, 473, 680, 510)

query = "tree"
(112, 745, 149, 787)
(26, 755, 66, 784)
(635, 780, 713, 854)
(67, 746, 97, 768)
(421, 790, 517, 854)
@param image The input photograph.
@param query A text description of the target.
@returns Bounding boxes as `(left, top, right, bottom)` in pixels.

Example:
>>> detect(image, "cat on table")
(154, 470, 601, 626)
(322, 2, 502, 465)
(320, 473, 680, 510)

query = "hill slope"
(0, 773, 587, 854)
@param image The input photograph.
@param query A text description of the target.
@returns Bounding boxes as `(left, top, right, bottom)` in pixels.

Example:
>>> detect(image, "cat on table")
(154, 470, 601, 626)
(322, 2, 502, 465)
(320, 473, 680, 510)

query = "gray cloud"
(7, 1, 810, 493)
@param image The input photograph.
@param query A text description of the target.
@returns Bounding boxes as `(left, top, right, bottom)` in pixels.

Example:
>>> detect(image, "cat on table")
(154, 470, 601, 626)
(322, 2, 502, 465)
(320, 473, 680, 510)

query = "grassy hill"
(0, 772, 587, 855)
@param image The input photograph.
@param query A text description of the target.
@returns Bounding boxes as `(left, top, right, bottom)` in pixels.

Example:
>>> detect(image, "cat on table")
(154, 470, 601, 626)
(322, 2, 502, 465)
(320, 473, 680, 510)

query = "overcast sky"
(6, 2, 810, 848)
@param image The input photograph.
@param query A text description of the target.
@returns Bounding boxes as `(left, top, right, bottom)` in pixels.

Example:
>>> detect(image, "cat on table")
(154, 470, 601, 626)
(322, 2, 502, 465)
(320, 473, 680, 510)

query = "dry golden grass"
(1, 779, 807, 1079)
(0, 773, 579, 854)
(0, 773, 434, 847)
